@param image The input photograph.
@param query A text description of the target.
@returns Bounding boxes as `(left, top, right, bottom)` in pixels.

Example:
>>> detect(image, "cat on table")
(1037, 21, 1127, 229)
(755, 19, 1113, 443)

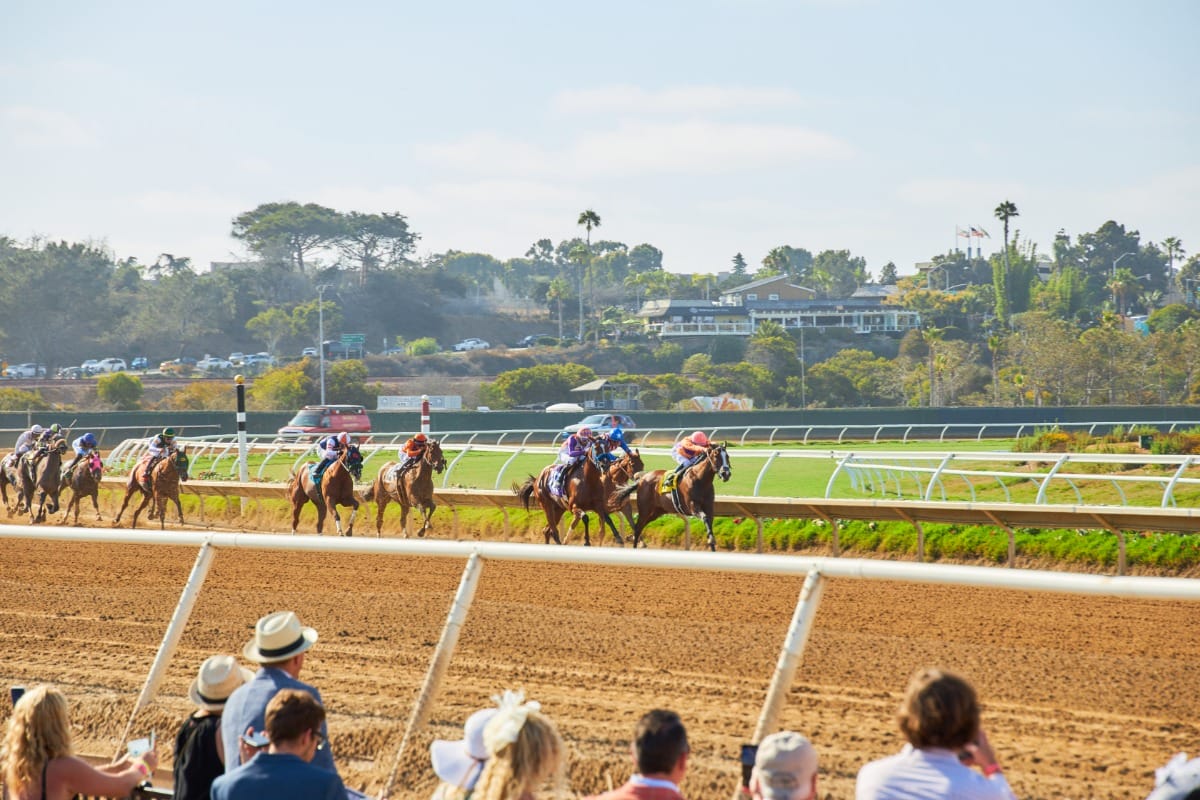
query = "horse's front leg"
(600, 510, 624, 547)
(89, 489, 102, 522)
(698, 509, 716, 552)
(345, 499, 358, 537)
(417, 500, 436, 537)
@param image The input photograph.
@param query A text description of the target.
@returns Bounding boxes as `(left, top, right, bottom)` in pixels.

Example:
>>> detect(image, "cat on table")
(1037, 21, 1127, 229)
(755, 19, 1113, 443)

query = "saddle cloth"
(659, 471, 677, 494)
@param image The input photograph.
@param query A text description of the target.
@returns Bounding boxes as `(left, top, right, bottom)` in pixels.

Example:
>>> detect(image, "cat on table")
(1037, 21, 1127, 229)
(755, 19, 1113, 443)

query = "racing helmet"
(414, 432, 427, 442)
(337, 432, 350, 445)
(81, 433, 97, 447)
(49, 424, 62, 434)
(31, 424, 43, 434)
(162, 427, 176, 439)
(690, 431, 709, 447)
(578, 427, 593, 438)
(609, 427, 624, 442)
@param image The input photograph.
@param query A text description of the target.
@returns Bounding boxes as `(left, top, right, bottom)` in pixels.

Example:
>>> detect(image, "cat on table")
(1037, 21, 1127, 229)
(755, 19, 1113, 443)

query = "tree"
(249, 362, 314, 409)
(97, 372, 144, 410)
(993, 200, 1019, 325)
(730, 253, 749, 280)
(878, 261, 898, 285)
(245, 307, 294, 356)
(628, 243, 663, 274)
(809, 249, 868, 298)
(577, 210, 601, 343)
(546, 277, 571, 339)
(1163, 237, 1185, 282)
(337, 211, 418, 285)
(760, 246, 813, 282)
(231, 202, 341, 273)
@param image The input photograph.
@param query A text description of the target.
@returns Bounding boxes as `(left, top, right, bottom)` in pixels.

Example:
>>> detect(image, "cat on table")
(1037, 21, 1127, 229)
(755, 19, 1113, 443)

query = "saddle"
(660, 470, 679, 494)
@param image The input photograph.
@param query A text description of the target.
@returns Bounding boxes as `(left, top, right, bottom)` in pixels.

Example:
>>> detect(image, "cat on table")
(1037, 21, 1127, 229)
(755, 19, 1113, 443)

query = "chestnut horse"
(563, 448, 644, 546)
(61, 449, 104, 525)
(114, 446, 190, 530)
(366, 439, 447, 537)
(614, 442, 732, 551)
(515, 438, 620, 546)
(289, 445, 364, 536)
(0, 452, 30, 515)
(25, 440, 68, 524)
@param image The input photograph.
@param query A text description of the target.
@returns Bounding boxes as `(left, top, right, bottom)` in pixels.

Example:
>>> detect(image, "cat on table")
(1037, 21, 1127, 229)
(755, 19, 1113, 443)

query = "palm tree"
(987, 334, 1002, 405)
(547, 277, 569, 339)
(994, 200, 1019, 324)
(577, 209, 601, 342)
(921, 326, 945, 406)
(1163, 236, 1185, 283)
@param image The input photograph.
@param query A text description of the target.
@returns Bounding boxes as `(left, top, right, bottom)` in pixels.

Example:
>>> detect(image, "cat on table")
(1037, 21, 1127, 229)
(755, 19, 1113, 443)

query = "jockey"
(554, 426, 594, 494)
(314, 431, 350, 482)
(28, 423, 65, 468)
(397, 432, 428, 474)
(64, 432, 99, 477)
(665, 430, 709, 490)
(14, 424, 43, 458)
(143, 428, 177, 482)
(598, 427, 633, 464)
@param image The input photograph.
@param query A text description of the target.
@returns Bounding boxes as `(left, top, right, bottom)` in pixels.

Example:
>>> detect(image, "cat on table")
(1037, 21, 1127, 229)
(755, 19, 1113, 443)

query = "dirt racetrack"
(0, 523, 1197, 800)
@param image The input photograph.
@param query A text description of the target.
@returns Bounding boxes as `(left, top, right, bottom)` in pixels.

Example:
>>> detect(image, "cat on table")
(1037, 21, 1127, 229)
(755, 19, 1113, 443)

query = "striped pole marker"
(235, 375, 249, 485)
(420, 394, 431, 435)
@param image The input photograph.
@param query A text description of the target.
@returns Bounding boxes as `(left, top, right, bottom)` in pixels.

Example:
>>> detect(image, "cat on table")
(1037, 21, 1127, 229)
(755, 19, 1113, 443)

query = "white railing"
(1, 527, 1196, 799)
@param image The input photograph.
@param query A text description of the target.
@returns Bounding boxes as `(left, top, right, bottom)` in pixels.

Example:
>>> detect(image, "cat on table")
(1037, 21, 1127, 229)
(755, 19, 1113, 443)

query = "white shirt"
(856, 745, 1016, 800)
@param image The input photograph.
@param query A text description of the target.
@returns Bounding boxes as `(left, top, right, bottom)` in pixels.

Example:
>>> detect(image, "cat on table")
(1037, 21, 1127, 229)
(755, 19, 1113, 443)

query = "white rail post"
(379, 552, 485, 800)
(114, 541, 217, 758)
(235, 375, 249, 515)
(750, 569, 826, 743)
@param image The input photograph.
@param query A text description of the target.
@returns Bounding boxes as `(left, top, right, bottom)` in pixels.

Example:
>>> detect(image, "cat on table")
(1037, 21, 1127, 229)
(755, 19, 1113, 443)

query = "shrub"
(159, 382, 235, 411)
(96, 372, 143, 410)
(0, 388, 52, 411)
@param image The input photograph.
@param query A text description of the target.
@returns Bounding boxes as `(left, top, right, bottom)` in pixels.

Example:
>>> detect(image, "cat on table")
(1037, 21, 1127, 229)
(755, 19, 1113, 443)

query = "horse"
(288, 444, 364, 536)
(563, 448, 644, 546)
(515, 438, 621, 546)
(614, 442, 732, 552)
(113, 446, 190, 530)
(0, 451, 30, 515)
(25, 440, 68, 524)
(61, 449, 104, 525)
(365, 439, 446, 537)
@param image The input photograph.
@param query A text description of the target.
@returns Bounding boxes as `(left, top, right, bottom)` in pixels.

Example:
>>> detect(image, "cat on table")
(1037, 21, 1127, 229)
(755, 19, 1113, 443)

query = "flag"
(972, 226, 991, 238)
(956, 226, 970, 238)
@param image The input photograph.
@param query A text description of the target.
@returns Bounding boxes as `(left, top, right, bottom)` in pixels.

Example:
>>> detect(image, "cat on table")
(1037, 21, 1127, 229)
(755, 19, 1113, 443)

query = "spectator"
(749, 731, 818, 800)
(220, 610, 337, 776)
(173, 654, 253, 800)
(585, 709, 690, 800)
(474, 690, 563, 800)
(856, 667, 1016, 799)
(210, 689, 346, 800)
(1146, 752, 1200, 800)
(1, 684, 158, 799)
(430, 706, 500, 800)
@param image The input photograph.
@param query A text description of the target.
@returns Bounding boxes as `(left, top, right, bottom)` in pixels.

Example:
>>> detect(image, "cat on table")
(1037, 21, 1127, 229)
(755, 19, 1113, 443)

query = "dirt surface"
(0, 520, 1197, 800)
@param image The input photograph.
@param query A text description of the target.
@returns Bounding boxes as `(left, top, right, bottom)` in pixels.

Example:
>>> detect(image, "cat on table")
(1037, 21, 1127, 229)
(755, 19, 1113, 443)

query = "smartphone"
(740, 744, 759, 788)
(242, 730, 270, 747)
(9, 686, 25, 706)
(127, 737, 151, 757)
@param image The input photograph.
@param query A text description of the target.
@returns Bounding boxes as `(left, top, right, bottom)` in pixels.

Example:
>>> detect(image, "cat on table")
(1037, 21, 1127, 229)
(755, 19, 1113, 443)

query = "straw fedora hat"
(189, 654, 255, 711)
(242, 610, 319, 664)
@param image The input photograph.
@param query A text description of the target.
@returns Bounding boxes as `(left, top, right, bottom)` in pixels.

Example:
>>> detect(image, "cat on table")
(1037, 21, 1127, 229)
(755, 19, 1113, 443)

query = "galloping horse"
(365, 439, 446, 537)
(563, 448, 644, 546)
(0, 452, 30, 515)
(614, 442, 732, 551)
(25, 440, 68, 523)
(515, 438, 621, 546)
(114, 447, 190, 529)
(61, 449, 104, 525)
(289, 445, 364, 536)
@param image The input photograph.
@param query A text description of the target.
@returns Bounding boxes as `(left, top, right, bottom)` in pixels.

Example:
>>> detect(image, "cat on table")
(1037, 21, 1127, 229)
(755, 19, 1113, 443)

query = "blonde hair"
(473, 710, 563, 800)
(2, 686, 74, 793)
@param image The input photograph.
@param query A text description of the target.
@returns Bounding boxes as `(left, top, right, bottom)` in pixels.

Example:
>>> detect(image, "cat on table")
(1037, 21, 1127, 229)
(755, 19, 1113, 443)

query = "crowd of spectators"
(2, 611, 1195, 800)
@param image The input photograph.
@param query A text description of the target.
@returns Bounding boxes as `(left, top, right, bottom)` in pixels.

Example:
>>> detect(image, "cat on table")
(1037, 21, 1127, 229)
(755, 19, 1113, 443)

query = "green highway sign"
(340, 333, 366, 344)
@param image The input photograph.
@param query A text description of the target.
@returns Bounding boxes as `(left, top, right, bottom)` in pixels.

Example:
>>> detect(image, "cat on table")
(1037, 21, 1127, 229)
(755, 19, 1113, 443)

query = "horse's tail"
(514, 476, 536, 511)
(615, 480, 640, 503)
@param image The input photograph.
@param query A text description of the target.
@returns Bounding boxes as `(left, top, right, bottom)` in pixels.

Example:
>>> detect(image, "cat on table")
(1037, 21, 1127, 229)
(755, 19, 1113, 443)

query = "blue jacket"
(211, 753, 346, 800)
(220, 667, 337, 775)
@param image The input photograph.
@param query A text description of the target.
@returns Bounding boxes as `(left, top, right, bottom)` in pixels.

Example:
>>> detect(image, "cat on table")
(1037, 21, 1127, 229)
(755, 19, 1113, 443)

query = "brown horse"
(614, 442, 732, 551)
(289, 445, 363, 536)
(114, 447, 190, 529)
(61, 449, 104, 525)
(515, 438, 621, 546)
(0, 452, 30, 515)
(365, 439, 447, 537)
(25, 441, 68, 524)
(563, 448, 644, 546)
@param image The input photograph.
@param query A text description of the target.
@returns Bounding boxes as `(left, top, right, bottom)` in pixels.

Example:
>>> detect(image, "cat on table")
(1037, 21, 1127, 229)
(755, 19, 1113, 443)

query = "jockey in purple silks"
(553, 426, 594, 495)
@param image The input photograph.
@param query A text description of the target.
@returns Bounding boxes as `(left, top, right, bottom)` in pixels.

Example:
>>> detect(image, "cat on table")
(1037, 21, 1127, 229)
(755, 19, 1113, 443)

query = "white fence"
(1, 526, 1197, 799)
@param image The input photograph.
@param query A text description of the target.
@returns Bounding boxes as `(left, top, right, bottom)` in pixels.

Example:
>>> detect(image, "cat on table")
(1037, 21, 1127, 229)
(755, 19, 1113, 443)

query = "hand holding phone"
(127, 737, 152, 757)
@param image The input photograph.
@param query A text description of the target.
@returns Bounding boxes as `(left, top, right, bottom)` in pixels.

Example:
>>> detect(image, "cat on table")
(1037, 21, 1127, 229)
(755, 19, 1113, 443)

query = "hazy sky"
(2, 1, 1197, 278)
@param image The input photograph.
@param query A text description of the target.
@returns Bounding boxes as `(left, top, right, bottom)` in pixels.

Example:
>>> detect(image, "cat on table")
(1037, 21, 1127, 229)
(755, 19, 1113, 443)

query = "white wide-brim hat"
(189, 654, 255, 711)
(431, 708, 499, 789)
(242, 610, 319, 664)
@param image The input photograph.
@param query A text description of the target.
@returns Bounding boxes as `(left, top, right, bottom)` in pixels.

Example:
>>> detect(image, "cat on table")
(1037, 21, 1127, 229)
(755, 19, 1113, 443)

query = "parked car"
(80, 359, 102, 374)
(516, 334, 551, 348)
(245, 352, 276, 368)
(4, 363, 47, 378)
(96, 357, 127, 373)
(159, 357, 197, 375)
(197, 356, 233, 372)
(561, 413, 638, 439)
(452, 338, 490, 352)
(301, 346, 319, 357)
(228, 352, 246, 366)
(277, 404, 372, 439)
(130, 356, 149, 370)
(56, 366, 86, 379)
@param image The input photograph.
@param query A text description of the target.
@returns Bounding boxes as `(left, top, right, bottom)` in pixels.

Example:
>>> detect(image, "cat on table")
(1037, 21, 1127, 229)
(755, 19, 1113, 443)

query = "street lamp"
(316, 284, 331, 405)
(1112, 251, 1136, 277)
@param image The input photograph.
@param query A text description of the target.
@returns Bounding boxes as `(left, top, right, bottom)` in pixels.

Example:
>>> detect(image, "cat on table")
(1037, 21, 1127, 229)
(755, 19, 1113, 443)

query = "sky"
(2, 1, 1198, 279)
